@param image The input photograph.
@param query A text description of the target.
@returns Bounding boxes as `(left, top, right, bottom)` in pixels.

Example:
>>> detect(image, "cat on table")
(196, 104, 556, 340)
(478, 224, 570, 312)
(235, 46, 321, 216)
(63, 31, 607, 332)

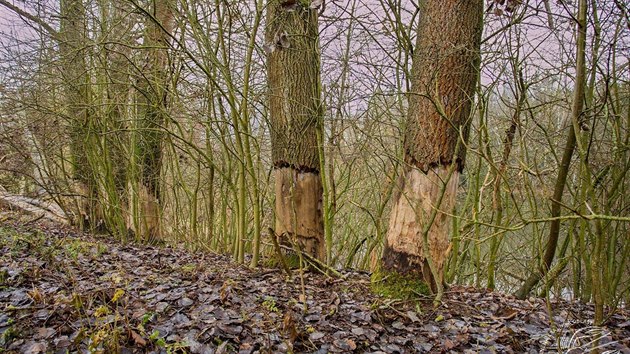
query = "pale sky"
(0, 0, 627, 111)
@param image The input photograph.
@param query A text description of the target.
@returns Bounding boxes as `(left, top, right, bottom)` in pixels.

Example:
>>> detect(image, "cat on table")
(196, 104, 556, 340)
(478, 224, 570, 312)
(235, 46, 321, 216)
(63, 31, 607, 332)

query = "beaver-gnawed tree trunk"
(381, 0, 483, 293)
(129, 0, 174, 242)
(266, 0, 325, 261)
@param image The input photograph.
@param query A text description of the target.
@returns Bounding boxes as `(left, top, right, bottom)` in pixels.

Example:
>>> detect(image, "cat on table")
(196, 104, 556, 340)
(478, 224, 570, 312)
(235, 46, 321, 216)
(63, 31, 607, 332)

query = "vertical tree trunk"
(59, 0, 95, 230)
(381, 0, 483, 293)
(98, 0, 133, 237)
(129, 0, 175, 242)
(266, 0, 325, 261)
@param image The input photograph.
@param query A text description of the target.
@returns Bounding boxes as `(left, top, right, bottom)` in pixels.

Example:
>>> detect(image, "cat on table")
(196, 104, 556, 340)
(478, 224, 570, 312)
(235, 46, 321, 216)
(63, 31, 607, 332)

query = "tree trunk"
(381, 0, 483, 293)
(129, 0, 175, 242)
(96, 0, 133, 237)
(59, 0, 95, 230)
(266, 0, 325, 261)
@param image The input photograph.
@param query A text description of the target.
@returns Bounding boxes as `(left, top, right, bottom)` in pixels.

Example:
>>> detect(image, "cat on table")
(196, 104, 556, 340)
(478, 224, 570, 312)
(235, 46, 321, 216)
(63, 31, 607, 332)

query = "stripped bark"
(0, 192, 67, 224)
(381, 0, 483, 294)
(267, 0, 325, 261)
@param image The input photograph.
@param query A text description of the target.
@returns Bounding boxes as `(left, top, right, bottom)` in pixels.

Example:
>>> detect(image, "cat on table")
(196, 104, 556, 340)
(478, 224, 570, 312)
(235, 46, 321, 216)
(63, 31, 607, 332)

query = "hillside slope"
(1, 212, 629, 353)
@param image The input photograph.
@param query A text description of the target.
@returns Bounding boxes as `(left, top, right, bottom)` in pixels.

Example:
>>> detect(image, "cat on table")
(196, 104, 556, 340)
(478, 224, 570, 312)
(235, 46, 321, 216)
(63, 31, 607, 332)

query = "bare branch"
(0, 0, 59, 40)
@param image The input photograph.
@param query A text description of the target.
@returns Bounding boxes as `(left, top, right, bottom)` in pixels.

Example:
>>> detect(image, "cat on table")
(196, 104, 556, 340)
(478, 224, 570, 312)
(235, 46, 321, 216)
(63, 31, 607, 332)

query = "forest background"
(0, 0, 628, 326)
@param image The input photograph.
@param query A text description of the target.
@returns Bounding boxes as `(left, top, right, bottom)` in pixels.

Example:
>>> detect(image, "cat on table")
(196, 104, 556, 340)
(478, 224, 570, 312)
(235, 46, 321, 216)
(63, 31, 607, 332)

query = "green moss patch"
(370, 269, 430, 300)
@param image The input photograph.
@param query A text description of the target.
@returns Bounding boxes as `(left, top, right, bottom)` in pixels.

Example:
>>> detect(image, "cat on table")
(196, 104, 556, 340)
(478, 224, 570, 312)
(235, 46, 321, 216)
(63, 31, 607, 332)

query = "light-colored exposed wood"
(128, 0, 175, 242)
(129, 184, 161, 243)
(381, 0, 482, 292)
(383, 167, 458, 289)
(274, 167, 325, 260)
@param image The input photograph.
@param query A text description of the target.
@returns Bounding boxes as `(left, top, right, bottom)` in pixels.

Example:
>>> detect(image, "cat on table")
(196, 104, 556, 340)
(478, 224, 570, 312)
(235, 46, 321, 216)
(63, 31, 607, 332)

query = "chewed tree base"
(273, 167, 325, 261)
(380, 166, 459, 294)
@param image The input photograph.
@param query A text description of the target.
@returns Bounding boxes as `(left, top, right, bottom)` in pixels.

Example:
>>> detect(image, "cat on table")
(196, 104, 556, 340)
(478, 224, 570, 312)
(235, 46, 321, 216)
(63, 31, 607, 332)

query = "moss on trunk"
(371, 268, 431, 300)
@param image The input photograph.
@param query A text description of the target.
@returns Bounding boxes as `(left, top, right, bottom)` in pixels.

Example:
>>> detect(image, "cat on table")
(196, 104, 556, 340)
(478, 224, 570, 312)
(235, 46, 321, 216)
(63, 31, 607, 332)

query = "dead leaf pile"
(1, 216, 629, 353)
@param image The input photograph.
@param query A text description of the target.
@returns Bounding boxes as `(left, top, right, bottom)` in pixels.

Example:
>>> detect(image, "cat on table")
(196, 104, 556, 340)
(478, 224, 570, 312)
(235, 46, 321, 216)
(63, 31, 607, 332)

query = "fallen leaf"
(128, 328, 146, 346)
(333, 338, 356, 351)
(283, 311, 298, 342)
(22, 341, 47, 354)
(407, 310, 421, 323)
(27, 288, 43, 303)
(34, 327, 55, 339)
(310, 331, 325, 340)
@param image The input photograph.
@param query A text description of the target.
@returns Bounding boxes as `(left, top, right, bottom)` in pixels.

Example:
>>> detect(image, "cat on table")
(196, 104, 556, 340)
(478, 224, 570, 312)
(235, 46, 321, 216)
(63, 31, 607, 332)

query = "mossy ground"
(370, 269, 431, 300)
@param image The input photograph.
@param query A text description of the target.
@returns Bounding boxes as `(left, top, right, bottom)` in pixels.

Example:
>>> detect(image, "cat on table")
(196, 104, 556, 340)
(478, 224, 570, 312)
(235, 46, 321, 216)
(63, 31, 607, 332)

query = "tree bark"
(267, 0, 325, 261)
(129, 0, 175, 242)
(93, 0, 134, 237)
(59, 0, 96, 230)
(381, 0, 483, 293)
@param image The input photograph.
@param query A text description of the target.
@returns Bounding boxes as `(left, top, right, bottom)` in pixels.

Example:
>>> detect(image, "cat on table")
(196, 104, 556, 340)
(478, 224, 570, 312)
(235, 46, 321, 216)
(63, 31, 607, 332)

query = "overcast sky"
(1, 0, 627, 108)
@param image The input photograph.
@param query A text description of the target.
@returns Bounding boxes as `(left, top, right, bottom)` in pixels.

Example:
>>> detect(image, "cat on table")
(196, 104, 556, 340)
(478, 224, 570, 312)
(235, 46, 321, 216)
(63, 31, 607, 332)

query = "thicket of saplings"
(0, 0, 627, 322)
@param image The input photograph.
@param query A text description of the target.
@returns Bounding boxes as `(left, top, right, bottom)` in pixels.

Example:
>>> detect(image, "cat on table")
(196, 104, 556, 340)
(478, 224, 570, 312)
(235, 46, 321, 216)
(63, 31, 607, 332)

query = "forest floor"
(1, 211, 629, 354)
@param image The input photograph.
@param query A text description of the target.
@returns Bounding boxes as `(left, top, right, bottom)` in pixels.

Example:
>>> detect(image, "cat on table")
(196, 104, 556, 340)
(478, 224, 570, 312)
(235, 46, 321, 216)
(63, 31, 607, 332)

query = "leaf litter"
(1, 215, 629, 353)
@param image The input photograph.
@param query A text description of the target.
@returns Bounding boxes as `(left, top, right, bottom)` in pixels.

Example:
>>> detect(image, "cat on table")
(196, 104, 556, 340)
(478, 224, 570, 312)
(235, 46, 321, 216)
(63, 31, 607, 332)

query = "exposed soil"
(1, 211, 629, 353)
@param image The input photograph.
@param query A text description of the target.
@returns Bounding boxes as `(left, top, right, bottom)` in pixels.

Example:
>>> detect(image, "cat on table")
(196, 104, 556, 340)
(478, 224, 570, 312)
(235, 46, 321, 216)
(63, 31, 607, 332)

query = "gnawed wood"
(0, 191, 67, 224)
(274, 167, 325, 260)
(127, 184, 161, 243)
(381, 166, 458, 292)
